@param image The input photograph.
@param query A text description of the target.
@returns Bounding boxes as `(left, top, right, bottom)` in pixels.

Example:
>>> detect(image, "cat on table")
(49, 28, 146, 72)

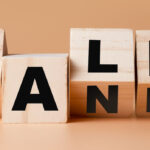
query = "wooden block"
(136, 30, 150, 117)
(0, 29, 4, 57)
(0, 29, 4, 117)
(70, 28, 135, 117)
(2, 54, 69, 123)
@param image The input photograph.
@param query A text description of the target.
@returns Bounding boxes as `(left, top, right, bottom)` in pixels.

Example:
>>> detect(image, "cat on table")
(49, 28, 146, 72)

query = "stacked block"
(0, 29, 4, 117)
(70, 28, 135, 117)
(0, 29, 4, 57)
(136, 31, 150, 116)
(2, 54, 69, 123)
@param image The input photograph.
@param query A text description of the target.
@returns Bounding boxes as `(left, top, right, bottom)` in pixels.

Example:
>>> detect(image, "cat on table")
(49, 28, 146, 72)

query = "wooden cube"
(0, 29, 4, 57)
(2, 54, 69, 123)
(0, 29, 4, 117)
(70, 28, 135, 117)
(136, 30, 150, 117)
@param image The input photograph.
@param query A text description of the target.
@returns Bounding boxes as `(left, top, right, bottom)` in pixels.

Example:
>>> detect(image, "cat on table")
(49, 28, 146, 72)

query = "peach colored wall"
(1, 1, 150, 150)
(0, 0, 150, 54)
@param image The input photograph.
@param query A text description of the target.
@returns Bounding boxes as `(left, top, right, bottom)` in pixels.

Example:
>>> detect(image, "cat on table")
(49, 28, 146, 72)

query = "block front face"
(0, 29, 4, 56)
(136, 31, 150, 116)
(70, 28, 134, 82)
(70, 28, 135, 117)
(70, 82, 134, 117)
(0, 29, 4, 117)
(137, 84, 150, 117)
(2, 54, 68, 123)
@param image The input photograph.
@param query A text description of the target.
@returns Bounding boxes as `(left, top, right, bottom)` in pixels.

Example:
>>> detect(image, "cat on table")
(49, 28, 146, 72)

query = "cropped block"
(70, 28, 135, 117)
(0, 29, 4, 58)
(0, 29, 4, 117)
(136, 31, 150, 117)
(2, 54, 69, 123)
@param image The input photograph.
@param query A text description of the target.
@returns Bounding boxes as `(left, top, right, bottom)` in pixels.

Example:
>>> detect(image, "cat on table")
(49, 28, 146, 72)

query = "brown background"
(0, 0, 150, 54)
(1, 0, 150, 149)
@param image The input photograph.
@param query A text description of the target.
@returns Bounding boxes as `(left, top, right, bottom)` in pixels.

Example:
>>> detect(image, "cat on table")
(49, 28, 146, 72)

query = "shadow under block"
(136, 31, 150, 117)
(0, 29, 4, 117)
(2, 54, 69, 123)
(70, 28, 135, 117)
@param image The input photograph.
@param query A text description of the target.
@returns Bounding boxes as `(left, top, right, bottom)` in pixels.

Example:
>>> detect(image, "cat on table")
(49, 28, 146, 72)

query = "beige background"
(0, 0, 150, 54)
(1, 0, 150, 149)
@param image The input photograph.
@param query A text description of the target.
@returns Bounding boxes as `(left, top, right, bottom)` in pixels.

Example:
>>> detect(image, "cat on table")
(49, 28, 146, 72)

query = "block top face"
(3, 53, 68, 58)
(70, 28, 134, 82)
(136, 30, 150, 83)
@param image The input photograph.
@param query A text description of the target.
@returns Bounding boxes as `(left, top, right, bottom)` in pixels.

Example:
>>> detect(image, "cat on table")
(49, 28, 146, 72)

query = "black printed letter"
(87, 86, 118, 113)
(88, 40, 118, 72)
(12, 67, 58, 111)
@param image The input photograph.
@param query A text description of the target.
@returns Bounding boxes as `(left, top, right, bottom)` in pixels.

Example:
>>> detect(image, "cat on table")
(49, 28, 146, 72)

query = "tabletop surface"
(0, 117, 150, 150)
